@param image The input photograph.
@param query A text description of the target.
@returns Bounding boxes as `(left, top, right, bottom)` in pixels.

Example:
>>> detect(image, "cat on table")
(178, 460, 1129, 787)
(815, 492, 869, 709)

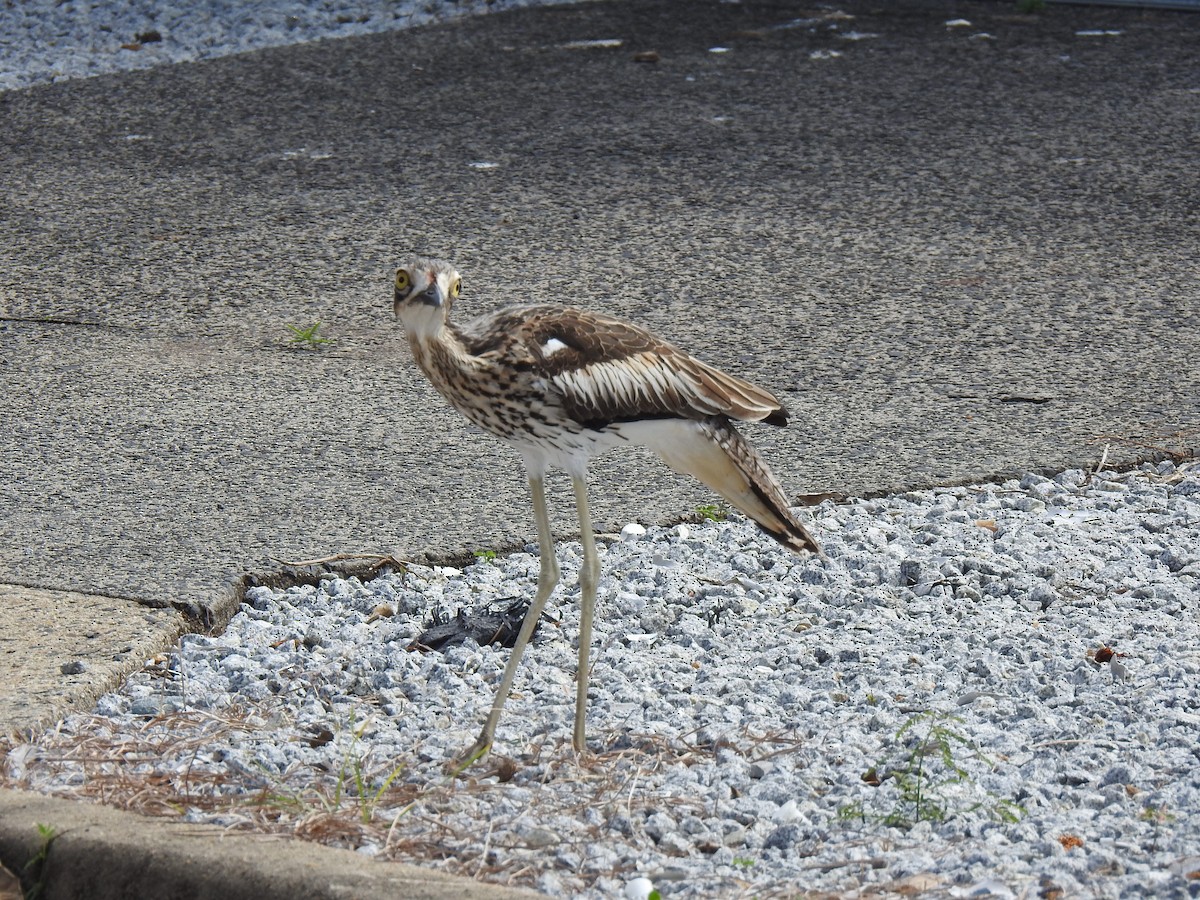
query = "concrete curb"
(0, 789, 543, 900)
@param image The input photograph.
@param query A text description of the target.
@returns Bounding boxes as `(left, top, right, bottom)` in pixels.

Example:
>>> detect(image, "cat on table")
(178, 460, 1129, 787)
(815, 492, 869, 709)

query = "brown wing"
(458, 304, 788, 429)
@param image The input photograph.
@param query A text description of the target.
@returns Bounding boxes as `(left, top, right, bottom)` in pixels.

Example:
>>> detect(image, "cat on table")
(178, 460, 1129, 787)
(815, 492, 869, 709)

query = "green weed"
(838, 710, 1024, 829)
(1141, 803, 1176, 851)
(285, 321, 333, 349)
(1140, 803, 1175, 825)
(23, 823, 57, 900)
(259, 716, 405, 824)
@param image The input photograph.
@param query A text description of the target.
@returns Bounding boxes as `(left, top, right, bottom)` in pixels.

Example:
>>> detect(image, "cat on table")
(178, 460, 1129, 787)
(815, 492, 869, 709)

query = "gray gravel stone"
(8, 463, 1200, 898)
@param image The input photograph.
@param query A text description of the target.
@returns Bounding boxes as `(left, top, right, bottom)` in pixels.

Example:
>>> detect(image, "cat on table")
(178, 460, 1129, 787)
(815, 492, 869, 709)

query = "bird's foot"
(571, 727, 599, 764)
(446, 735, 492, 775)
(572, 723, 592, 757)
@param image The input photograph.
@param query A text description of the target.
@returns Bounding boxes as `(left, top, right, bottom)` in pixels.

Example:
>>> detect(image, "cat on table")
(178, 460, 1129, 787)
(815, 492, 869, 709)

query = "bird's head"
(393, 257, 461, 339)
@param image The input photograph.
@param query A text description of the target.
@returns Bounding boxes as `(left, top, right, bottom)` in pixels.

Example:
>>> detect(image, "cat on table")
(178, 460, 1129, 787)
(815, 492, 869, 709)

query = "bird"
(392, 256, 819, 769)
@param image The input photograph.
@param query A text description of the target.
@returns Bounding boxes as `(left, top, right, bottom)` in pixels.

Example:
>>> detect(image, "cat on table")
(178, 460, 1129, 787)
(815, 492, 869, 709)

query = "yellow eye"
(394, 269, 411, 292)
(450, 277, 461, 299)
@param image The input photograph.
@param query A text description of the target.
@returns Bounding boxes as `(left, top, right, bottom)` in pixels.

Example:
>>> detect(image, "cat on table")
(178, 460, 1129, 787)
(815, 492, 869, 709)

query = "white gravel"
(8, 461, 1200, 898)
(0, 0, 565, 92)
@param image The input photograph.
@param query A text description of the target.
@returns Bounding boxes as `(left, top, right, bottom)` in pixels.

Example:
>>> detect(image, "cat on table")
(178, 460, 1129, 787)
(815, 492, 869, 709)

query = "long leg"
(452, 474, 559, 770)
(572, 474, 600, 753)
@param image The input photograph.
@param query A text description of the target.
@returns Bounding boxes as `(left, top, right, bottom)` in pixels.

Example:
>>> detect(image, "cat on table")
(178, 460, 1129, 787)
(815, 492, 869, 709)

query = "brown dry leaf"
(1094, 646, 1125, 663)
(975, 519, 998, 532)
(366, 603, 395, 623)
(493, 756, 519, 783)
(307, 727, 335, 749)
(1058, 833, 1084, 851)
(632, 50, 660, 63)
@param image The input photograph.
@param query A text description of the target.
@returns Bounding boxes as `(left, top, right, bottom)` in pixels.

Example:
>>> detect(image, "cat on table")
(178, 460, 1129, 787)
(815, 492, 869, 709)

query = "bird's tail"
(624, 418, 820, 556)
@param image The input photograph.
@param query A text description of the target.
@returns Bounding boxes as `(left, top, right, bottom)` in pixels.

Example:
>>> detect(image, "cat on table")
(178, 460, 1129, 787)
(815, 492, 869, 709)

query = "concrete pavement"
(1, 0, 1197, 895)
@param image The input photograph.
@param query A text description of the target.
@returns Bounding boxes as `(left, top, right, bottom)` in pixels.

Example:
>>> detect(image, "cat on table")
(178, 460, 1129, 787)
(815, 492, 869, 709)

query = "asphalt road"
(2, 0, 1197, 623)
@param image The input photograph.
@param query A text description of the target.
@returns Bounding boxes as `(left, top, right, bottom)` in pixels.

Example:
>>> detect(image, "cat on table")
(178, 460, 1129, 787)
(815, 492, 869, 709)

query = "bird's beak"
(393, 285, 442, 318)
(416, 284, 444, 308)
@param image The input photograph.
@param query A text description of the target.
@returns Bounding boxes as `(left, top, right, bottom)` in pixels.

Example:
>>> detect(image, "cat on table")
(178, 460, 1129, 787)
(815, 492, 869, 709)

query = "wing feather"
(460, 304, 786, 428)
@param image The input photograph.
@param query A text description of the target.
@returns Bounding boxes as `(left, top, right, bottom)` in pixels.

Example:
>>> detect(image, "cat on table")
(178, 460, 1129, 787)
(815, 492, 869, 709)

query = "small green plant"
(838, 710, 1024, 829)
(885, 711, 968, 825)
(23, 823, 57, 900)
(694, 503, 727, 522)
(260, 717, 405, 824)
(285, 321, 333, 349)
(337, 724, 407, 825)
(1141, 803, 1176, 851)
(1140, 803, 1175, 825)
(473, 549, 498, 562)
(731, 856, 756, 868)
(1016, 0, 1045, 11)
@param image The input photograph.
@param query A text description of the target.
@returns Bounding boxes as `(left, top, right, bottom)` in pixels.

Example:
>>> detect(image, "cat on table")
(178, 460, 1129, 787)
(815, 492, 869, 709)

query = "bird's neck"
(407, 322, 482, 385)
